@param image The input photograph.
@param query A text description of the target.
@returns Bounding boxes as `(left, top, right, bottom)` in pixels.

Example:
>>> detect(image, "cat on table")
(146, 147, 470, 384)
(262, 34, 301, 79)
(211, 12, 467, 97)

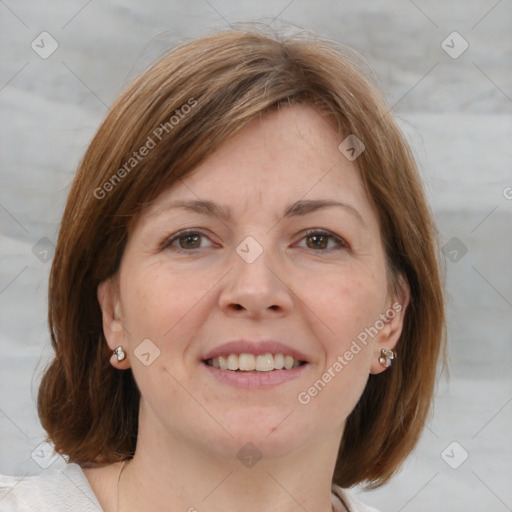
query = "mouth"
(203, 353, 307, 372)
(201, 340, 311, 388)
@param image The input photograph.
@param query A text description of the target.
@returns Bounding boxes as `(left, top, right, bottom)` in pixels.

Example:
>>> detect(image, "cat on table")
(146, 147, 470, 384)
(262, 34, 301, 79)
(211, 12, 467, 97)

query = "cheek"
(304, 266, 387, 346)
(118, 262, 222, 373)
(298, 277, 379, 428)
(296, 267, 386, 415)
(117, 265, 206, 411)
(119, 262, 200, 337)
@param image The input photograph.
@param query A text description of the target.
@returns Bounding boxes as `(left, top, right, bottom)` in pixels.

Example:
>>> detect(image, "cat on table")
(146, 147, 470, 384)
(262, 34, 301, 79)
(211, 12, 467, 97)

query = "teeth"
(239, 353, 255, 371)
(206, 353, 304, 372)
(255, 354, 274, 371)
(227, 354, 238, 371)
(274, 353, 284, 369)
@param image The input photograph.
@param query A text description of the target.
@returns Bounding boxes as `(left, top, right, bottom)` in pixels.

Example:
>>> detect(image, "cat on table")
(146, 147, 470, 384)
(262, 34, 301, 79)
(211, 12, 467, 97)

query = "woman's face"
(99, 104, 406, 461)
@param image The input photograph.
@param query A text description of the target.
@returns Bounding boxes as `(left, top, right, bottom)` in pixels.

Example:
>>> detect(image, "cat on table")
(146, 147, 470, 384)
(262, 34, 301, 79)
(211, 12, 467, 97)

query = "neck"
(117, 414, 342, 512)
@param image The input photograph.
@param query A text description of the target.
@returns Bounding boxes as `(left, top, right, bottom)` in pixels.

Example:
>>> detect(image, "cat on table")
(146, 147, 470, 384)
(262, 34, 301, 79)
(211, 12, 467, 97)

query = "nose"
(218, 241, 293, 319)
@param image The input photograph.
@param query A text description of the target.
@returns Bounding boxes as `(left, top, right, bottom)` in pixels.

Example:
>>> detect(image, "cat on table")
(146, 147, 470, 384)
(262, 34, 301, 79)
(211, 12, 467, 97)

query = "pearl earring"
(113, 346, 126, 362)
(379, 348, 395, 368)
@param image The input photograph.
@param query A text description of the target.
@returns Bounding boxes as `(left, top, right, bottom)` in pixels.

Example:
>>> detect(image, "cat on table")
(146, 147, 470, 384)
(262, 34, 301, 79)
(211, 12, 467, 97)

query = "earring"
(379, 348, 395, 368)
(113, 346, 126, 362)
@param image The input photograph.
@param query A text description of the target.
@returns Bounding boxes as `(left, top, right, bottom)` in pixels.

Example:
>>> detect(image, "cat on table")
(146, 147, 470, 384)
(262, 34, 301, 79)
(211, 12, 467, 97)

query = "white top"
(0, 463, 380, 512)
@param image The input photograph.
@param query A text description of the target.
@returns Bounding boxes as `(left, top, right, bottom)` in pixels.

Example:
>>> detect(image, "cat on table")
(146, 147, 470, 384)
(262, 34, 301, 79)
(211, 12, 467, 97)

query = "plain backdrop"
(1, 1, 511, 511)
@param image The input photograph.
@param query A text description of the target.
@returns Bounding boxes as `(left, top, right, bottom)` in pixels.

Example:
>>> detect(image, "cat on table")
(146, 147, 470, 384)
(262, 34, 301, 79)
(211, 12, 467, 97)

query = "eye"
(161, 230, 215, 252)
(296, 229, 348, 251)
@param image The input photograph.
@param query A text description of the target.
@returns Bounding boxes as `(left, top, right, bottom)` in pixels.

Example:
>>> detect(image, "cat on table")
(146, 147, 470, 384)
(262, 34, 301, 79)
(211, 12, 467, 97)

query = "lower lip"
(202, 362, 309, 389)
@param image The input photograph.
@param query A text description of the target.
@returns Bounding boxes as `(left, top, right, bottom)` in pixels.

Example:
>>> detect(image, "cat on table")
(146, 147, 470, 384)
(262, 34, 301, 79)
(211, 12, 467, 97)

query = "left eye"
(296, 230, 348, 251)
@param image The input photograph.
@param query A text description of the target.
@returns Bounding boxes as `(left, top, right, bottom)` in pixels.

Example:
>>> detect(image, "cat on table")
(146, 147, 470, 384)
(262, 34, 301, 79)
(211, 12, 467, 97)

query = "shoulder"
(331, 484, 382, 512)
(0, 463, 103, 512)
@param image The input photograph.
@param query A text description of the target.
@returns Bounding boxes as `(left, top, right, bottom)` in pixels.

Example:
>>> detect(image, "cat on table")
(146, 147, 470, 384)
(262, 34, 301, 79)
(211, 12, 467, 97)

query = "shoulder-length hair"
(38, 26, 445, 488)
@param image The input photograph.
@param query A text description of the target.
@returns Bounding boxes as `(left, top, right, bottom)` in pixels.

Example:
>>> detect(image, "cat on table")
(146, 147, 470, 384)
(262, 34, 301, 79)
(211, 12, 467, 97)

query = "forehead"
(143, 104, 378, 230)
(192, 104, 345, 188)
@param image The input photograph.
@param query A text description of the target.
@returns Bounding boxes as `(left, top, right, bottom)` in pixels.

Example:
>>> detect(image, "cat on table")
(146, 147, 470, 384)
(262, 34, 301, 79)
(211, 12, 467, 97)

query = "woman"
(0, 27, 445, 512)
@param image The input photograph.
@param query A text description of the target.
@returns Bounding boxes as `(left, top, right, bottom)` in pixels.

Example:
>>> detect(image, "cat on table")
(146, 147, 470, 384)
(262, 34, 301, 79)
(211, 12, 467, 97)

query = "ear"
(97, 278, 131, 369)
(369, 275, 410, 375)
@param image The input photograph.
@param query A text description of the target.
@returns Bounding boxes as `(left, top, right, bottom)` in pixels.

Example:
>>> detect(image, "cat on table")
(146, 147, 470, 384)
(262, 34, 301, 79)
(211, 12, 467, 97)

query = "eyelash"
(161, 228, 348, 253)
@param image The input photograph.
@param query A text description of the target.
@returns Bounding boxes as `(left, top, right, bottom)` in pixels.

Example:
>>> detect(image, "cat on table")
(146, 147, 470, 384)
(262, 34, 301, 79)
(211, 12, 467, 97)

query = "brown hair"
(38, 25, 445, 488)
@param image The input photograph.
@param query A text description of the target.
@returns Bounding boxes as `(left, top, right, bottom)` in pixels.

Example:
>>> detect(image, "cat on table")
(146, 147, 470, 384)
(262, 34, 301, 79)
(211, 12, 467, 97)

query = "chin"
(209, 409, 307, 456)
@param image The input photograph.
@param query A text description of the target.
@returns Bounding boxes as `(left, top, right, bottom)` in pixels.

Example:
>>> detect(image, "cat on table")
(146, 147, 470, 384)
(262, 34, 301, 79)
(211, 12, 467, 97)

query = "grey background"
(1, 1, 511, 511)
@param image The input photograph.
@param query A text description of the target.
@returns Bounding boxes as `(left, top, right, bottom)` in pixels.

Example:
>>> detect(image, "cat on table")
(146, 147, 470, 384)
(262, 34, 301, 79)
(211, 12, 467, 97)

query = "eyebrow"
(157, 199, 366, 226)
(283, 199, 366, 226)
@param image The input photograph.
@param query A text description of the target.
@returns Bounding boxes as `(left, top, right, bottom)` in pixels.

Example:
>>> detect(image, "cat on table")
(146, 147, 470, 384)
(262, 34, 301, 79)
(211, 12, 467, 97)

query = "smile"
(204, 353, 305, 372)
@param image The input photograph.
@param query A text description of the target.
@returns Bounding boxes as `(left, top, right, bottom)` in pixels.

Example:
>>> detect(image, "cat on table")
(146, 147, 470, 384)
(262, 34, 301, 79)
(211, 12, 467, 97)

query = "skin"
(84, 104, 408, 512)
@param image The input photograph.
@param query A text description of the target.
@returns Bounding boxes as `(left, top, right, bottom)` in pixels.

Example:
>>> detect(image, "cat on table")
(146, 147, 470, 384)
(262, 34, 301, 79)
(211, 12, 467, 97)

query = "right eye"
(161, 229, 215, 252)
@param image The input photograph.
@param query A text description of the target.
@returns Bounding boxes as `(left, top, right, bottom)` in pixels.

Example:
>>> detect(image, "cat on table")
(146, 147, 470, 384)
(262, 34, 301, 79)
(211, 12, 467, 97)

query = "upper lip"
(202, 340, 310, 363)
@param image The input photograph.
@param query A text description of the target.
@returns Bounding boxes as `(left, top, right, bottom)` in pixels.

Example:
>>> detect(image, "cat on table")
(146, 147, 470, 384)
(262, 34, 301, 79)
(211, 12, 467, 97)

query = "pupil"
(181, 234, 200, 248)
(308, 235, 327, 249)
